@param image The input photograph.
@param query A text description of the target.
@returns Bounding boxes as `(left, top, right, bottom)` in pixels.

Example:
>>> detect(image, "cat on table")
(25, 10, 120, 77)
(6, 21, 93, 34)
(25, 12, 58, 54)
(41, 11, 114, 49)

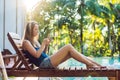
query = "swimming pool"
(58, 57, 120, 80)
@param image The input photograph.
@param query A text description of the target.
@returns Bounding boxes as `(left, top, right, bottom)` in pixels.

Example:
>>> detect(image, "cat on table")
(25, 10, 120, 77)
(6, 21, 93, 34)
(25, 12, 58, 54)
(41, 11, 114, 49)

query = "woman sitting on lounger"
(22, 21, 103, 69)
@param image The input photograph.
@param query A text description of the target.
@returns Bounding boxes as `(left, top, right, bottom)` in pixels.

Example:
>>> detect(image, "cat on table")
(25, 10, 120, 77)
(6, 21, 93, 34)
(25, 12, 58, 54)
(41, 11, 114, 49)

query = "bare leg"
(50, 44, 101, 67)
(83, 55, 102, 66)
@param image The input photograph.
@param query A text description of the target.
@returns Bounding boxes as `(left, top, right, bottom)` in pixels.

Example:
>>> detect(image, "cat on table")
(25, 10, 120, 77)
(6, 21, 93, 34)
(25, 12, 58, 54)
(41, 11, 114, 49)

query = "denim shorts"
(39, 57, 54, 69)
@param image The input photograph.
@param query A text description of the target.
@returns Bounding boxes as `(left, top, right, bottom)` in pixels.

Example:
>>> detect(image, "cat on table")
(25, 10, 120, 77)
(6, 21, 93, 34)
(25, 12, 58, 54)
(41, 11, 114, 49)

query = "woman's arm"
(43, 38, 51, 53)
(43, 45, 48, 53)
(22, 38, 50, 58)
(22, 39, 47, 58)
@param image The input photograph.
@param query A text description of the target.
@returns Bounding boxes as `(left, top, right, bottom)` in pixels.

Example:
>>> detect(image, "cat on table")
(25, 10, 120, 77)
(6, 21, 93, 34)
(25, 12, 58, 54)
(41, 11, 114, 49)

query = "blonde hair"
(23, 21, 39, 46)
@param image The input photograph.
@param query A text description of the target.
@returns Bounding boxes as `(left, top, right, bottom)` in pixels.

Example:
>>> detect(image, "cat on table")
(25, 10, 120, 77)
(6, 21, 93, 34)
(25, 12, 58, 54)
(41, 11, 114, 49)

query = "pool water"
(58, 57, 120, 80)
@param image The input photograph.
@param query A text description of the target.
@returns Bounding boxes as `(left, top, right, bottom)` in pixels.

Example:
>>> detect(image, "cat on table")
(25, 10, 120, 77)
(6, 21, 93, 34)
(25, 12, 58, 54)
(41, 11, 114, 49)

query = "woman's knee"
(66, 44, 73, 49)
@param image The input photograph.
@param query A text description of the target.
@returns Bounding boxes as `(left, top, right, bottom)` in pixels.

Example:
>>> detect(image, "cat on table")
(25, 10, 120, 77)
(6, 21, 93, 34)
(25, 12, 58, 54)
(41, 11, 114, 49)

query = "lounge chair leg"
(108, 77, 115, 80)
(23, 77, 26, 80)
(0, 51, 9, 80)
(117, 70, 120, 80)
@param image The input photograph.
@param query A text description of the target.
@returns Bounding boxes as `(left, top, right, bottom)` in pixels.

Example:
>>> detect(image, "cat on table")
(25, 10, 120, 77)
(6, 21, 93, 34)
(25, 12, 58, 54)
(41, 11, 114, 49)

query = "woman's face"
(33, 24, 39, 37)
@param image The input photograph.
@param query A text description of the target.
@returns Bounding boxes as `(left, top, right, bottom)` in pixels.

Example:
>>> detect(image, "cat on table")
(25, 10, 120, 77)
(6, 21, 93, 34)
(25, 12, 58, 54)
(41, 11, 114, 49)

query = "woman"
(22, 21, 103, 69)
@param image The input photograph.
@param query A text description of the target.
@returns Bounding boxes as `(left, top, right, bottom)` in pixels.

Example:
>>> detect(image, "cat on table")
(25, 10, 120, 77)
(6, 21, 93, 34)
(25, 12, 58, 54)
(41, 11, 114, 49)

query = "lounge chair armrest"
(3, 54, 17, 58)
(2, 54, 17, 65)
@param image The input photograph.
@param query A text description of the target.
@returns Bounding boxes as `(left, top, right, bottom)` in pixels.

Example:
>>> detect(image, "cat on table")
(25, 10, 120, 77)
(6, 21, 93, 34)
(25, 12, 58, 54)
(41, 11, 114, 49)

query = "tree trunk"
(107, 20, 113, 56)
(79, 3, 84, 54)
(93, 21, 96, 55)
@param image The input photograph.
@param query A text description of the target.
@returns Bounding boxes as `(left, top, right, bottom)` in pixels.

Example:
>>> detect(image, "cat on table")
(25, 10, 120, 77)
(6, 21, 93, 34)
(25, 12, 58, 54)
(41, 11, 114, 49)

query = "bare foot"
(86, 65, 106, 69)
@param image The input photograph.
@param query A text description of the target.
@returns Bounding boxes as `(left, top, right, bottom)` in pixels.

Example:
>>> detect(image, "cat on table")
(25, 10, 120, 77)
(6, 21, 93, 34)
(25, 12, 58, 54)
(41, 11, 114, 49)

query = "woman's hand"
(43, 38, 51, 46)
(42, 38, 51, 53)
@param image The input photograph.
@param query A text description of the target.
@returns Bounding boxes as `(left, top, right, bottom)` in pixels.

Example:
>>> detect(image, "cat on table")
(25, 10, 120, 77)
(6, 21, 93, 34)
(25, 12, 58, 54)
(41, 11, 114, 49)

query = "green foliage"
(27, 0, 120, 57)
(83, 28, 109, 56)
